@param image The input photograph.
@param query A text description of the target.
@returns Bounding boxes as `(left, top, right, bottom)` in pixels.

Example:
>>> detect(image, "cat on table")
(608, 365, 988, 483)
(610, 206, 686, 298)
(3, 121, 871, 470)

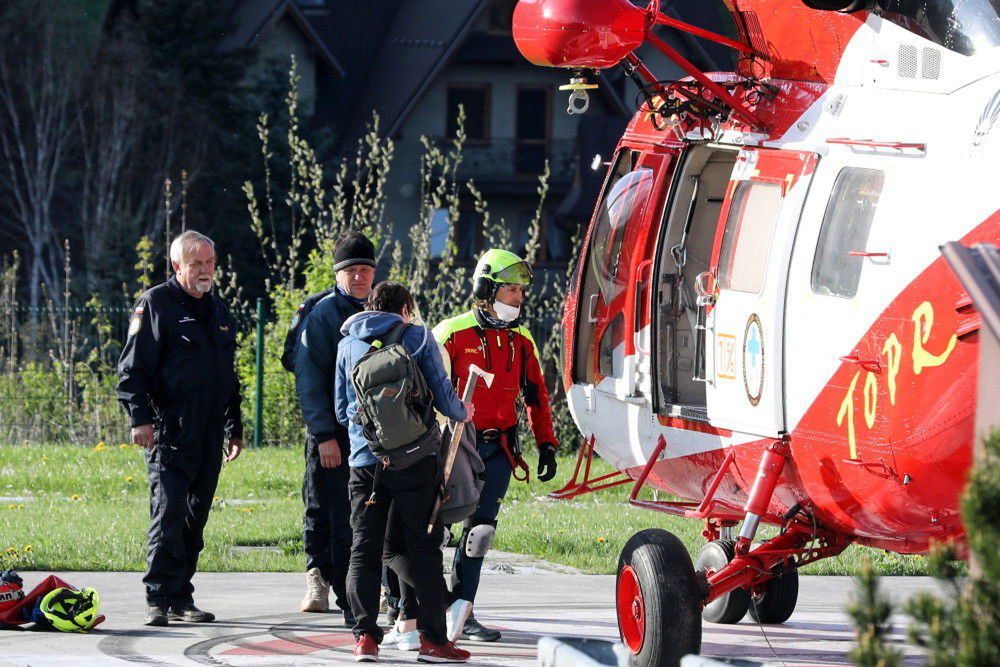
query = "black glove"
(537, 443, 558, 482)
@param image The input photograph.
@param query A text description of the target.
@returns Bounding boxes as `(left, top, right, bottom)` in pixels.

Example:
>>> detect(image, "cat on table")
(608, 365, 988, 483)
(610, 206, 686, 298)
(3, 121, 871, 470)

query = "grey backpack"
(351, 323, 437, 468)
(437, 425, 485, 525)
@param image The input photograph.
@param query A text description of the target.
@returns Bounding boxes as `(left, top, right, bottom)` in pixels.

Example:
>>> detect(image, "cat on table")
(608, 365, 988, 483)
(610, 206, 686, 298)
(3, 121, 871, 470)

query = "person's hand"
(226, 438, 243, 462)
(537, 443, 558, 482)
(318, 438, 341, 468)
(131, 424, 154, 450)
(462, 401, 475, 424)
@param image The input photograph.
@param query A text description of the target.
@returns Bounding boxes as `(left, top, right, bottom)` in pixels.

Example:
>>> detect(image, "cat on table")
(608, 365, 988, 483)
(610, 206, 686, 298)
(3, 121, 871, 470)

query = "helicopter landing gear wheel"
(749, 561, 799, 624)
(695, 540, 750, 624)
(616, 529, 701, 667)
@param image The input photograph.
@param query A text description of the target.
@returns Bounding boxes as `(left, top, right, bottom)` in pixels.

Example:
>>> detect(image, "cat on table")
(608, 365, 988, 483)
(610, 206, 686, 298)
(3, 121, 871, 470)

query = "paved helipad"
(0, 567, 937, 666)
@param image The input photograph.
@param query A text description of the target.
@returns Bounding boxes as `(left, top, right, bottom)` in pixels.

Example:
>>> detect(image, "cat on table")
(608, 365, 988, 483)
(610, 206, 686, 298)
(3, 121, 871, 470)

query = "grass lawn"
(0, 442, 933, 575)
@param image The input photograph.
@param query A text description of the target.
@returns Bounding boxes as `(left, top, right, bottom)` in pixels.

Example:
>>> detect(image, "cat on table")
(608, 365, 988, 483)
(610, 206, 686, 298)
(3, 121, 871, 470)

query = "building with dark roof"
(108, 0, 736, 268)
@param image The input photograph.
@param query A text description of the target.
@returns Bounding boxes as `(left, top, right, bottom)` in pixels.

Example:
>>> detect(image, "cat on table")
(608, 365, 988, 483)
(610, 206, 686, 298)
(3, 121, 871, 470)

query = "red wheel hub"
(617, 565, 645, 653)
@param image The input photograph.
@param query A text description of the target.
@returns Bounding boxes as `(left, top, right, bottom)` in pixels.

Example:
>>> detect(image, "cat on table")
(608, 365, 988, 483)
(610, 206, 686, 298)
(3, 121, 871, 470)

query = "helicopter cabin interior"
(652, 145, 738, 421)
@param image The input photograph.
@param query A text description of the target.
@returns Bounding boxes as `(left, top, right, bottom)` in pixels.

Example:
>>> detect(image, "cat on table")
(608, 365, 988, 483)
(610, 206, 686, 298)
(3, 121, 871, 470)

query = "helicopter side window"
(717, 181, 783, 294)
(811, 168, 885, 299)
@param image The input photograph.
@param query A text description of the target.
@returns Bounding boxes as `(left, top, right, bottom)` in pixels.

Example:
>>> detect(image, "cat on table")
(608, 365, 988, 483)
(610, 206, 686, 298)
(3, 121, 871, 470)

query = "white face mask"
(492, 300, 521, 322)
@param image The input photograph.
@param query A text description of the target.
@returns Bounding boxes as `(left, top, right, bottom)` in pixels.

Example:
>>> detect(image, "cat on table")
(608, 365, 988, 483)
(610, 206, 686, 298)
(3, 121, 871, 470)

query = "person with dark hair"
(335, 281, 474, 663)
(294, 230, 377, 621)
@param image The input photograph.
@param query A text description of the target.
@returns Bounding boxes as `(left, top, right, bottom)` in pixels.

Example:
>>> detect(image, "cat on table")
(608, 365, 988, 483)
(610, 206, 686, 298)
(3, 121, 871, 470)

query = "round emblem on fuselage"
(743, 314, 764, 406)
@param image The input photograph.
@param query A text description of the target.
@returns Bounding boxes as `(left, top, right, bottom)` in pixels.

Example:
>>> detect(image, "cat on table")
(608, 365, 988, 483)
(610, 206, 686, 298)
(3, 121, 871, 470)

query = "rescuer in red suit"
(433, 249, 559, 643)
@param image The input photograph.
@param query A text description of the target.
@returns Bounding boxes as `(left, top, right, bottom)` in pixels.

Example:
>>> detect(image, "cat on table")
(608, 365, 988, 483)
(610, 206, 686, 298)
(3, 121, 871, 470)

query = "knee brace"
(460, 518, 497, 559)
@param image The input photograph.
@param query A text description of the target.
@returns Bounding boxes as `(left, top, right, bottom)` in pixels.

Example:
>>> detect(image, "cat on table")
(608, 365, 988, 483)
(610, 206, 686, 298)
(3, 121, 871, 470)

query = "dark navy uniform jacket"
(116, 277, 243, 440)
(294, 286, 365, 445)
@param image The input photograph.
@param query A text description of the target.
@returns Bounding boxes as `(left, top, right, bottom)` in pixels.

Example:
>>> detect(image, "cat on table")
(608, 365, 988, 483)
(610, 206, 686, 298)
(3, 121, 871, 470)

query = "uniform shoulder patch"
(128, 306, 144, 337)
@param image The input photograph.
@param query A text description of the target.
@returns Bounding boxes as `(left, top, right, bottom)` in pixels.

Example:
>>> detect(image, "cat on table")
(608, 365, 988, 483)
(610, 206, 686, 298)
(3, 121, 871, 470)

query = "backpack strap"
(383, 321, 409, 346)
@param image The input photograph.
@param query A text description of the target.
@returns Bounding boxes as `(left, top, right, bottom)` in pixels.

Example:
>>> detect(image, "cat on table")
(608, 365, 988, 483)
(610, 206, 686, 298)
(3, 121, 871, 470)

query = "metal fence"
(0, 290, 565, 447)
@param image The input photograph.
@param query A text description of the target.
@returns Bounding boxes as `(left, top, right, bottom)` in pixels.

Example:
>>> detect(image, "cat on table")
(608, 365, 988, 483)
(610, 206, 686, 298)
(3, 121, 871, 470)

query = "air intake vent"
(921, 47, 941, 79)
(898, 44, 918, 78)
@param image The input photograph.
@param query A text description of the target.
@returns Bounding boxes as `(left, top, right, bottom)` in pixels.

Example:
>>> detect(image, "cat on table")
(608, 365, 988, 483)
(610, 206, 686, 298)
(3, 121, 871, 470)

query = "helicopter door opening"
(572, 148, 664, 398)
(652, 146, 738, 421)
(704, 149, 819, 437)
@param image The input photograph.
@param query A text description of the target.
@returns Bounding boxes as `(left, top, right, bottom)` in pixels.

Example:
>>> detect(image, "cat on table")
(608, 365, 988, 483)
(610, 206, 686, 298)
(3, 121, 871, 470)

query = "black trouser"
(144, 401, 224, 608)
(302, 434, 352, 611)
(347, 456, 447, 644)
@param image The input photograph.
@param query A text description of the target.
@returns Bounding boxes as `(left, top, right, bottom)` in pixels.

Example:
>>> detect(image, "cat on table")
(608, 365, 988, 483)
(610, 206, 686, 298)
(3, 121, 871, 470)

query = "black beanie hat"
(333, 232, 376, 272)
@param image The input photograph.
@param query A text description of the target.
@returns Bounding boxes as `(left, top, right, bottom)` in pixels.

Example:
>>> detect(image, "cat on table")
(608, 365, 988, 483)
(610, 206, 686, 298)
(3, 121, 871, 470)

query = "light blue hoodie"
(335, 311, 467, 467)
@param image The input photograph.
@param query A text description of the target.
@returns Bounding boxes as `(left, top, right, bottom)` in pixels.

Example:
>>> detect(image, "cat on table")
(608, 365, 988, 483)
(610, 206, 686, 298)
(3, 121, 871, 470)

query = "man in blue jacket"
(336, 282, 474, 663)
(295, 231, 376, 620)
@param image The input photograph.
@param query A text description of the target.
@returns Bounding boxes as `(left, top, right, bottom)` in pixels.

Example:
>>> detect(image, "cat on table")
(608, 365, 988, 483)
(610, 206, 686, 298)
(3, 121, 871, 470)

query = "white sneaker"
(445, 599, 473, 643)
(384, 620, 420, 651)
(300, 567, 330, 612)
(397, 629, 421, 651)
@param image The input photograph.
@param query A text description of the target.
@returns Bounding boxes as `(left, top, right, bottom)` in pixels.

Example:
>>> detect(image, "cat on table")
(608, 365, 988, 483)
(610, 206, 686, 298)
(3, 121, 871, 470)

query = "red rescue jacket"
(433, 309, 557, 449)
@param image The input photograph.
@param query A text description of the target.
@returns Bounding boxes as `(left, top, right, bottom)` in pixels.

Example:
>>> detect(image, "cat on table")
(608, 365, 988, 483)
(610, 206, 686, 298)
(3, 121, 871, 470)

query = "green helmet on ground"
(40, 587, 100, 632)
(473, 249, 533, 301)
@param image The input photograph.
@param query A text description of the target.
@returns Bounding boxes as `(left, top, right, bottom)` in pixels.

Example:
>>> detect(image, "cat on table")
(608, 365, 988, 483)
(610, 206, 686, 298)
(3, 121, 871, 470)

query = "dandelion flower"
(24, 545, 32, 553)
(93, 442, 106, 452)
(597, 537, 606, 543)
(71, 494, 80, 501)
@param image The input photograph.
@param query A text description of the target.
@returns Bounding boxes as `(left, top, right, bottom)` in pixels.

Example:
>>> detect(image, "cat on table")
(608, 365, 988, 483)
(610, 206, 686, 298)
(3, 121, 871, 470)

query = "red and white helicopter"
(512, 1, 1000, 665)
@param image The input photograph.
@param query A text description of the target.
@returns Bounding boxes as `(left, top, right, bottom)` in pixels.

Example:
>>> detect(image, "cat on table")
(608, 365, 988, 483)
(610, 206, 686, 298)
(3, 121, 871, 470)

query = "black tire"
(694, 540, 750, 624)
(616, 529, 702, 667)
(748, 564, 799, 624)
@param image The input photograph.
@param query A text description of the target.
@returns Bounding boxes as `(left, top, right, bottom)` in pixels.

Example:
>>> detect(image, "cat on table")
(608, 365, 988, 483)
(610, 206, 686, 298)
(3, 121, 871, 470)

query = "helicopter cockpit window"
(717, 181, 783, 294)
(879, 0, 1000, 57)
(811, 168, 885, 299)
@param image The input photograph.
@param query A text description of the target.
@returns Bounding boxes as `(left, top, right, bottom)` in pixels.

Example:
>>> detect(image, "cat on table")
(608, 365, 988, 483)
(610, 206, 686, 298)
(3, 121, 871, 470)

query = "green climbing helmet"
(40, 587, 100, 632)
(472, 249, 533, 300)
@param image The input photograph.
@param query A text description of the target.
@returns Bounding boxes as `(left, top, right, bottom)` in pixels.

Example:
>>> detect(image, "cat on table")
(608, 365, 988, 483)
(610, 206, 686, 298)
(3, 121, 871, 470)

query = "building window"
(455, 207, 481, 261)
(429, 208, 450, 259)
(447, 85, 490, 144)
(515, 87, 549, 175)
(811, 168, 885, 298)
(717, 181, 783, 294)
